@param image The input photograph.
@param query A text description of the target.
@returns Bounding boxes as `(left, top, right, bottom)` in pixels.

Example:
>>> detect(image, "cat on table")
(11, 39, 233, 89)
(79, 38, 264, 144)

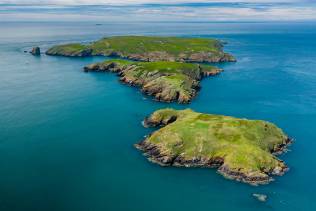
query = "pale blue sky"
(0, 1, 315, 22)
(0, 0, 309, 4)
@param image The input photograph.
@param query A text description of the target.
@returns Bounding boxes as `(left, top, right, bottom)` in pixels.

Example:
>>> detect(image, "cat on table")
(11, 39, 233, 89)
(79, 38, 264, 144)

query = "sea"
(0, 21, 315, 211)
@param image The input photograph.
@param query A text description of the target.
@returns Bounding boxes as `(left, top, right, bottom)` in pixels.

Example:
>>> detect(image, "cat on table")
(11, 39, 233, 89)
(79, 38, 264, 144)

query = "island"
(84, 59, 222, 103)
(45, 36, 236, 63)
(46, 36, 236, 103)
(135, 109, 291, 185)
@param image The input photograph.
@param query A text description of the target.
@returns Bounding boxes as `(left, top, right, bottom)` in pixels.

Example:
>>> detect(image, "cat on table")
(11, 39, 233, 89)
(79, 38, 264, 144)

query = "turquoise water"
(0, 22, 316, 210)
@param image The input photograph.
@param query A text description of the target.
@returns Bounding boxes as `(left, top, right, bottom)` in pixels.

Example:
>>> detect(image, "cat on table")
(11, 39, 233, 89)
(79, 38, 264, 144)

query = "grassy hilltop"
(84, 59, 222, 103)
(46, 36, 236, 63)
(136, 109, 291, 185)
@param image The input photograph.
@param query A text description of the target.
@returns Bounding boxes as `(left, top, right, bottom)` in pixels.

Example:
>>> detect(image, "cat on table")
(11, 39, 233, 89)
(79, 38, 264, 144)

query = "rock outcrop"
(253, 194, 268, 202)
(30, 47, 41, 56)
(84, 60, 223, 104)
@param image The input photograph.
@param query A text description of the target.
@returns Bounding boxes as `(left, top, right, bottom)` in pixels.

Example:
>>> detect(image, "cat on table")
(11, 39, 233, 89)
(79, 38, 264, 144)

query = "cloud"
(0, 0, 305, 5)
(0, 1, 315, 22)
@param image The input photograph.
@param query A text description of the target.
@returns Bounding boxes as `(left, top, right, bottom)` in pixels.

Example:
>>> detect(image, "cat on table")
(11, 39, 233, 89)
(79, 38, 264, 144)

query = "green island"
(46, 36, 236, 63)
(135, 109, 291, 185)
(84, 59, 222, 103)
(44, 36, 292, 185)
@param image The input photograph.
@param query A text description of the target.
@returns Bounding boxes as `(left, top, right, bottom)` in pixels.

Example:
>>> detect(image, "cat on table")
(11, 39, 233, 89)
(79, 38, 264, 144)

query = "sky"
(0, 0, 309, 4)
(0, 0, 315, 22)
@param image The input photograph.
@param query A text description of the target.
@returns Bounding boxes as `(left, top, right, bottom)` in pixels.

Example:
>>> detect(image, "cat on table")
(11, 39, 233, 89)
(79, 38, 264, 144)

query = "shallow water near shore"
(0, 22, 316, 211)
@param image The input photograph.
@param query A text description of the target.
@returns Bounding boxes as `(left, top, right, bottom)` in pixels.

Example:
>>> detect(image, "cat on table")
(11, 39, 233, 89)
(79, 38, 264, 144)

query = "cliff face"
(46, 36, 236, 63)
(46, 36, 234, 104)
(135, 109, 291, 185)
(84, 60, 222, 104)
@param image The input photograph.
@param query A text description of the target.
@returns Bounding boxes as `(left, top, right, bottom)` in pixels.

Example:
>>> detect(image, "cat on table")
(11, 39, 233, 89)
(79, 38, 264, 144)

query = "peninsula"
(84, 60, 222, 103)
(46, 36, 236, 63)
(136, 109, 291, 185)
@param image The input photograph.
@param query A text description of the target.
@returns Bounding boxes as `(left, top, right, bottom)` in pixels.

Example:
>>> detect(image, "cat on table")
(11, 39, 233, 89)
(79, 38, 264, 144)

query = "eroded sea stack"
(30, 47, 41, 56)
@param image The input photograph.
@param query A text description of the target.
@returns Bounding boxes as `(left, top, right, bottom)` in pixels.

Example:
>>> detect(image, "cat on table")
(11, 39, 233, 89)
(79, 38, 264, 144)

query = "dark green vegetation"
(84, 60, 222, 103)
(46, 43, 92, 57)
(45, 35, 293, 186)
(46, 36, 236, 63)
(47, 36, 235, 103)
(136, 109, 291, 185)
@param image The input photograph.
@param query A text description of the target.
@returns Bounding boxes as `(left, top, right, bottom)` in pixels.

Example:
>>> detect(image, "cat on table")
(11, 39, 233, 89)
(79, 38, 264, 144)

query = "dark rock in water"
(30, 47, 41, 56)
(24, 50, 28, 53)
(253, 193, 267, 202)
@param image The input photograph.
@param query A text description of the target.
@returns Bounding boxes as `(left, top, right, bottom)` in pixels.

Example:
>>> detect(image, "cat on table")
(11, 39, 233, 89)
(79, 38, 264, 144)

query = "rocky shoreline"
(117, 51, 236, 63)
(47, 49, 236, 63)
(84, 60, 223, 104)
(135, 109, 291, 185)
(135, 133, 291, 185)
(45, 36, 237, 63)
(45, 36, 235, 104)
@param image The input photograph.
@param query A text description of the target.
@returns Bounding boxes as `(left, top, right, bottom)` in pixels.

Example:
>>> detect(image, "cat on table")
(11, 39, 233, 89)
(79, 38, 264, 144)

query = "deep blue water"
(0, 22, 316, 211)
